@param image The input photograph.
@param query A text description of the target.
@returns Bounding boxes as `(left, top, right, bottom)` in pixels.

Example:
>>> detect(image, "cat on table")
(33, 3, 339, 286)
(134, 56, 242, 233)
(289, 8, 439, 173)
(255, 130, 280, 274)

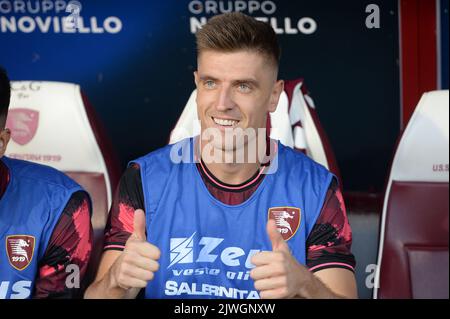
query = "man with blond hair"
(86, 12, 357, 299)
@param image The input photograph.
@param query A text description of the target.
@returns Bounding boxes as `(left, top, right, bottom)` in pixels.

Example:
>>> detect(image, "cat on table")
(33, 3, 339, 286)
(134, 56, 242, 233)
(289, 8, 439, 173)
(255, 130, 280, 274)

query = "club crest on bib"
(268, 207, 301, 241)
(6, 109, 39, 145)
(6, 235, 36, 271)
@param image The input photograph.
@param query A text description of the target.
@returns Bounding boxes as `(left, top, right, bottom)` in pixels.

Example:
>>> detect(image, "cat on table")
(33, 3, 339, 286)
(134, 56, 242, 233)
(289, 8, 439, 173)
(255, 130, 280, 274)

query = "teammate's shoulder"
(4, 157, 81, 191)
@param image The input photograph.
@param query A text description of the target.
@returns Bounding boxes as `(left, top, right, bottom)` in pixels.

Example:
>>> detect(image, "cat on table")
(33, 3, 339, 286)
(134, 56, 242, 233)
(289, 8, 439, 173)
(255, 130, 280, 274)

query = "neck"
(197, 135, 269, 185)
(202, 160, 260, 185)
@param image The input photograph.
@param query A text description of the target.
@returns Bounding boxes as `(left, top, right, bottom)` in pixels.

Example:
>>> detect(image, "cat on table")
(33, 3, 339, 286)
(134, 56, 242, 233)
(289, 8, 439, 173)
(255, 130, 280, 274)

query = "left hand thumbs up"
(267, 218, 290, 252)
(250, 218, 305, 299)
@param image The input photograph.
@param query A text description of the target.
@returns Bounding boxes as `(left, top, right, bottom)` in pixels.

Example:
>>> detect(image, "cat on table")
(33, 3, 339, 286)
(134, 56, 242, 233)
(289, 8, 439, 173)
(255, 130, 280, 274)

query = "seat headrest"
(6, 81, 108, 175)
(391, 90, 449, 183)
(169, 89, 294, 148)
(169, 90, 200, 143)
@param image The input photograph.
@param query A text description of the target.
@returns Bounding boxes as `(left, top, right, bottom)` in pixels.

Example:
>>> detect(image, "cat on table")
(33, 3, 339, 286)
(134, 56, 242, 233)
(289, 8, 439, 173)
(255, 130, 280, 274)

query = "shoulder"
(4, 157, 82, 192)
(132, 138, 193, 174)
(278, 142, 331, 177)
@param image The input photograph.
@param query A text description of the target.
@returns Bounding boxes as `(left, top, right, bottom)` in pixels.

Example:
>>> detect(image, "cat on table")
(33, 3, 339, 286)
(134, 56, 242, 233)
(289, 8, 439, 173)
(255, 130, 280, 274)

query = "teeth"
(213, 117, 238, 127)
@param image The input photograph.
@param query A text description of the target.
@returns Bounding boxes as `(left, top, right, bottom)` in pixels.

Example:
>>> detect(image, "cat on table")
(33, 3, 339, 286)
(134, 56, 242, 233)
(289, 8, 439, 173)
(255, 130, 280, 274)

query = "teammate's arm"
(34, 191, 93, 298)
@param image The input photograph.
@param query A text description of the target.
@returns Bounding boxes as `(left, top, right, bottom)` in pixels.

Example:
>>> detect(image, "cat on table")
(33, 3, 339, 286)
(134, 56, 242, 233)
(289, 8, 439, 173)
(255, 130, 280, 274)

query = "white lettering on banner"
(190, 16, 207, 34)
(190, 16, 317, 35)
(0, 0, 68, 14)
(188, 0, 318, 35)
(0, 281, 32, 299)
(0, 16, 122, 34)
(188, 0, 276, 15)
(0, 0, 123, 34)
(165, 281, 260, 299)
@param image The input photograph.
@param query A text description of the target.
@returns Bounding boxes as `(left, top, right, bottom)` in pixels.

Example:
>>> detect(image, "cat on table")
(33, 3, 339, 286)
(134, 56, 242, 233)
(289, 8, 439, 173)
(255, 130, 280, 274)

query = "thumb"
(267, 219, 289, 252)
(132, 209, 147, 241)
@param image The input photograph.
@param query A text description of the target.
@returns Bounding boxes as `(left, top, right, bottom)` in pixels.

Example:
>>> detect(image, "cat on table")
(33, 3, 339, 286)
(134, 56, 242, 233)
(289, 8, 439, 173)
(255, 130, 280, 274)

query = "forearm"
(293, 266, 358, 299)
(295, 272, 344, 299)
(84, 269, 140, 299)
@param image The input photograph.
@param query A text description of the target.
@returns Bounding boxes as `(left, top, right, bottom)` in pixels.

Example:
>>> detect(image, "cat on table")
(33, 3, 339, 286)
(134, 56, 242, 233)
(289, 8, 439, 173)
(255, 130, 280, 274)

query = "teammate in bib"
(85, 13, 357, 299)
(0, 67, 93, 299)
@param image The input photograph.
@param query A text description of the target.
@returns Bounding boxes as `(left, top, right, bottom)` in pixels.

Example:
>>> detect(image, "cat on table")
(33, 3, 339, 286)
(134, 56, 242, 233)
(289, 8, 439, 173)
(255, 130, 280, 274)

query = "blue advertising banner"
(0, 0, 400, 192)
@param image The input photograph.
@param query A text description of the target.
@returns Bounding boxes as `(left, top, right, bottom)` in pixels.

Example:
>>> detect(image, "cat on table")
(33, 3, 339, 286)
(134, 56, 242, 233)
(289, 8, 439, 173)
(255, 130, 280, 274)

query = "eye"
(237, 83, 251, 93)
(204, 80, 216, 90)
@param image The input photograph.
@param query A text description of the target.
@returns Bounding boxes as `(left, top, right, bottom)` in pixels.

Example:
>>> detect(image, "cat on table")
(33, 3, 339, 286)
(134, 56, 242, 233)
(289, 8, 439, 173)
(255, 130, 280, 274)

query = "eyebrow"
(199, 75, 260, 88)
(233, 79, 260, 88)
(199, 75, 219, 82)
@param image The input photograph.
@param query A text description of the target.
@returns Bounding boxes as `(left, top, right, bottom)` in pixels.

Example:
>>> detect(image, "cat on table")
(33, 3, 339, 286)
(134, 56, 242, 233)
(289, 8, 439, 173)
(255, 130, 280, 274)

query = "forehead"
(197, 50, 273, 80)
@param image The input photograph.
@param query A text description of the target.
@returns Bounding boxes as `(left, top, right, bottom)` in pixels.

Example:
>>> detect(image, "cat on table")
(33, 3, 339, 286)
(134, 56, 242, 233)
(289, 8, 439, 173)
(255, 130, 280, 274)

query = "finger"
(267, 218, 289, 252)
(128, 241, 161, 260)
(123, 266, 156, 282)
(254, 276, 287, 292)
(259, 287, 289, 299)
(118, 277, 149, 290)
(251, 251, 284, 266)
(132, 209, 147, 241)
(250, 264, 285, 281)
(128, 254, 160, 273)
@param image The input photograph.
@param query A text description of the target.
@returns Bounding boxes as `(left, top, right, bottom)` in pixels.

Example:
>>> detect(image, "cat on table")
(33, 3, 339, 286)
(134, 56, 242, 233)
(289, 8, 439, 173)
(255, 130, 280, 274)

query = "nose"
(215, 85, 235, 112)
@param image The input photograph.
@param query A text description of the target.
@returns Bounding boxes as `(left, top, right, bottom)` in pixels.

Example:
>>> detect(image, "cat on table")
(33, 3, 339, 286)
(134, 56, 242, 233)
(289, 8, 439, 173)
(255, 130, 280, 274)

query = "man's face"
(195, 50, 283, 152)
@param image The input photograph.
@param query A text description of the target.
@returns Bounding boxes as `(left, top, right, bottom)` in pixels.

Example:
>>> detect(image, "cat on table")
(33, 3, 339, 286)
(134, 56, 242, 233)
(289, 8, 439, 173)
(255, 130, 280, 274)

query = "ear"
(194, 71, 201, 107)
(268, 80, 284, 113)
(194, 71, 199, 88)
(0, 128, 11, 158)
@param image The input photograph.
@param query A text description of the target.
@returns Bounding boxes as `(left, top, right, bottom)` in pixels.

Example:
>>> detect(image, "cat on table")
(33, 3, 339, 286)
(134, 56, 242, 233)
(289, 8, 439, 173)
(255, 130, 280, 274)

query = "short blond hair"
(196, 13, 281, 68)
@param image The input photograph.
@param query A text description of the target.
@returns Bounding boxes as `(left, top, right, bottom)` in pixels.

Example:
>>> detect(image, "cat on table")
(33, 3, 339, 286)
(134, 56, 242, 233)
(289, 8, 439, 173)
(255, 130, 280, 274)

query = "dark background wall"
(0, 0, 403, 192)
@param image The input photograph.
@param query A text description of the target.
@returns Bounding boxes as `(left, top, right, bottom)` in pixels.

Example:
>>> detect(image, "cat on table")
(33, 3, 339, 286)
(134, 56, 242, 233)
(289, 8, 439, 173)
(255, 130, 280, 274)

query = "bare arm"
(311, 268, 358, 299)
(85, 210, 160, 299)
(85, 251, 141, 299)
(250, 219, 358, 299)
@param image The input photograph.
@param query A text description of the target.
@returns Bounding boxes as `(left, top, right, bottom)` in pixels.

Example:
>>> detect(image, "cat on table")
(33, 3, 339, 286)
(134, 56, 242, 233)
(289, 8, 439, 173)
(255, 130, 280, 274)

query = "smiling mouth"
(212, 117, 240, 127)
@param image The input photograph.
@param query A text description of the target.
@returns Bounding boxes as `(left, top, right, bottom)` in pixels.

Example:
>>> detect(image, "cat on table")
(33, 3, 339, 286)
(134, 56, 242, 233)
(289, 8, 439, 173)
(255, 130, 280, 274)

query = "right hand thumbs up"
(111, 209, 161, 292)
(131, 209, 147, 241)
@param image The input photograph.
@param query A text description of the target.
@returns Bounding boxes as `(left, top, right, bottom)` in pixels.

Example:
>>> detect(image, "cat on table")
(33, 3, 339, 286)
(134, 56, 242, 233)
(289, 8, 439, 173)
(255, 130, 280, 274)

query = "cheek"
(197, 91, 214, 114)
(196, 98, 208, 122)
(239, 98, 269, 124)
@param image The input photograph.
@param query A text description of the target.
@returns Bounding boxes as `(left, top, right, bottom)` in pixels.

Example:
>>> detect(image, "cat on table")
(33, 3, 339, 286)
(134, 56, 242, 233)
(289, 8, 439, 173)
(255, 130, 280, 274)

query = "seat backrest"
(374, 90, 449, 299)
(170, 79, 341, 181)
(284, 79, 342, 182)
(5, 81, 120, 285)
